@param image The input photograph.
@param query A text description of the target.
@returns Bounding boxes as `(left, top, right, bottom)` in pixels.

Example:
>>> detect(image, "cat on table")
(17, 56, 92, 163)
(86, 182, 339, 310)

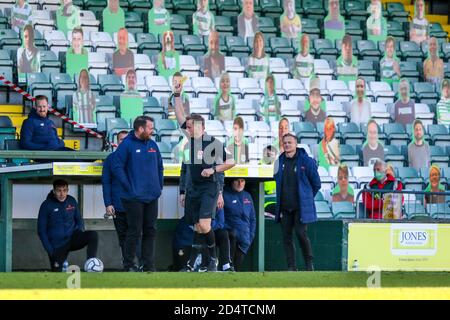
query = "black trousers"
(49, 230, 98, 272)
(280, 210, 313, 270)
(228, 230, 246, 271)
(113, 211, 143, 265)
(122, 199, 158, 271)
(214, 229, 231, 270)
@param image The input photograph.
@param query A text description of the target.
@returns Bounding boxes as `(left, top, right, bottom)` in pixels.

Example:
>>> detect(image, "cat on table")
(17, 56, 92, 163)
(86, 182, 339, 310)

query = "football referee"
(179, 114, 235, 272)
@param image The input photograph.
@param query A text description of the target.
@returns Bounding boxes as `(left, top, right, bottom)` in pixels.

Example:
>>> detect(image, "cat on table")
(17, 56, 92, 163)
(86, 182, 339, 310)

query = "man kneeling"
(38, 179, 99, 272)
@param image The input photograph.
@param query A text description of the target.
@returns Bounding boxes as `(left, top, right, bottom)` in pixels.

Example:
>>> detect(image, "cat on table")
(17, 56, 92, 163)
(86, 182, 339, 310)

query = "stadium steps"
(0, 105, 23, 114)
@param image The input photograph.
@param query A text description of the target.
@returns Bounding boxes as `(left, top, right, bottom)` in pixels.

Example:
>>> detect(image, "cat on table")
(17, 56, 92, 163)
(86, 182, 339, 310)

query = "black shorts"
(185, 184, 219, 225)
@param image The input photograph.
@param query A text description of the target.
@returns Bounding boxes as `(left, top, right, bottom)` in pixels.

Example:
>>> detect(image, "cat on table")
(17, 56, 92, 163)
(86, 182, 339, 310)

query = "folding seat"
(385, 20, 406, 41)
(134, 53, 156, 80)
(399, 41, 423, 63)
(90, 31, 116, 53)
(357, 40, 381, 62)
(87, 52, 108, 80)
(369, 81, 395, 103)
(40, 50, 62, 75)
(156, 119, 179, 144)
(172, 0, 196, 16)
(345, 20, 364, 40)
(300, 18, 320, 39)
(293, 121, 319, 145)
(237, 78, 263, 100)
(106, 117, 131, 140)
(155, 141, 172, 161)
(268, 57, 290, 83)
(44, 30, 70, 54)
(214, 15, 234, 36)
(181, 34, 206, 57)
(0, 50, 13, 83)
(369, 102, 390, 125)
(397, 167, 424, 191)
(340, 144, 360, 167)
(205, 119, 225, 135)
(247, 121, 272, 140)
(125, 11, 145, 34)
(136, 33, 161, 55)
(325, 100, 347, 124)
(0, 116, 16, 150)
(98, 74, 125, 95)
(384, 144, 406, 168)
(50, 73, 77, 110)
(235, 98, 257, 121)
(189, 97, 212, 118)
(226, 36, 250, 57)
(0, 29, 21, 51)
(383, 123, 409, 146)
(79, 10, 100, 32)
(313, 39, 338, 61)
(31, 9, 56, 34)
(281, 79, 308, 100)
(258, 16, 278, 38)
(405, 202, 429, 220)
(279, 100, 300, 121)
(317, 166, 335, 190)
(386, 2, 409, 22)
(352, 166, 375, 187)
(191, 77, 217, 99)
(216, 0, 240, 17)
(344, 0, 367, 19)
(443, 42, 450, 62)
(314, 59, 334, 79)
(26, 73, 53, 105)
(338, 122, 365, 146)
(414, 82, 439, 105)
(428, 203, 450, 220)
(315, 201, 333, 219)
(302, 0, 326, 20)
(179, 55, 201, 78)
(326, 80, 352, 103)
(429, 22, 448, 43)
(224, 56, 246, 80)
(259, 0, 282, 17)
(356, 60, 376, 82)
(332, 202, 356, 219)
(142, 95, 166, 119)
(145, 75, 172, 101)
(399, 61, 420, 84)
(428, 124, 450, 148)
(95, 104, 117, 133)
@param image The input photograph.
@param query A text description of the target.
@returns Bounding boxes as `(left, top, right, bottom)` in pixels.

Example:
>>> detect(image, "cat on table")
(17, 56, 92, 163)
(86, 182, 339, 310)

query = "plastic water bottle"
(352, 259, 359, 272)
(62, 260, 69, 272)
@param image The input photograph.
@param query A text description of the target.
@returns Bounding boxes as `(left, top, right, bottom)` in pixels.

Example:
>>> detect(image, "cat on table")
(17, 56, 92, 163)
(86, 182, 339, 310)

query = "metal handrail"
(355, 188, 450, 219)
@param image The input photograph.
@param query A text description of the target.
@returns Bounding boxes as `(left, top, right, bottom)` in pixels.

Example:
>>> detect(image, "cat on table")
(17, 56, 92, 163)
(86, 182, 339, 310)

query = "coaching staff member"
(274, 133, 321, 271)
(38, 179, 98, 272)
(113, 116, 164, 272)
(179, 114, 235, 272)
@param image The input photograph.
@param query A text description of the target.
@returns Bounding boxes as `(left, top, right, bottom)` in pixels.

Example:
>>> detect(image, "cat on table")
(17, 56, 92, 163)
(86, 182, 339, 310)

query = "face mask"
(374, 171, 386, 182)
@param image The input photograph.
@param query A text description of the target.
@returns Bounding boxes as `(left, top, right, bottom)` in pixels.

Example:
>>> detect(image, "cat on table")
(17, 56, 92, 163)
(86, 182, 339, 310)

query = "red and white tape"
(0, 75, 117, 148)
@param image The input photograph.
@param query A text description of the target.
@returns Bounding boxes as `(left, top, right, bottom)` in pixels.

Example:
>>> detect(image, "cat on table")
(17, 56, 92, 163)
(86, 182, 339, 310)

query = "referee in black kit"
(179, 114, 235, 272)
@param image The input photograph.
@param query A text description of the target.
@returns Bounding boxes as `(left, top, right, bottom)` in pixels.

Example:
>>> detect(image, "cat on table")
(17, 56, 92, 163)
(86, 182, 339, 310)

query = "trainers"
(208, 258, 218, 272)
(198, 266, 208, 272)
(223, 265, 235, 272)
(125, 265, 141, 272)
(180, 264, 195, 272)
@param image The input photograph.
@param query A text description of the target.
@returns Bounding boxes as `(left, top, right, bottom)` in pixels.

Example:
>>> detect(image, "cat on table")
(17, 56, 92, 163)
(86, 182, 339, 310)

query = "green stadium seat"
(338, 122, 365, 146)
(442, 42, 450, 62)
(3, 138, 20, 150)
(357, 40, 381, 62)
(399, 61, 420, 84)
(414, 82, 438, 104)
(270, 37, 294, 58)
(397, 167, 424, 191)
(226, 36, 251, 56)
(313, 39, 338, 60)
(428, 124, 450, 148)
(345, 20, 364, 41)
(0, 29, 21, 51)
(136, 33, 161, 55)
(51, 73, 77, 110)
(344, 0, 367, 19)
(217, 0, 240, 16)
(26, 73, 53, 106)
(300, 18, 321, 39)
(0, 50, 13, 83)
(386, 20, 406, 41)
(259, 0, 283, 17)
(98, 74, 125, 95)
(40, 51, 62, 75)
(258, 17, 278, 39)
(143, 96, 166, 120)
(429, 22, 448, 42)
(0, 116, 16, 150)
(156, 141, 173, 160)
(172, 0, 196, 16)
(293, 121, 320, 145)
(332, 202, 356, 219)
(400, 41, 423, 63)
(340, 144, 360, 167)
(427, 203, 450, 219)
(125, 11, 145, 34)
(383, 123, 409, 146)
(386, 2, 409, 23)
(106, 118, 131, 141)
(214, 16, 235, 36)
(430, 145, 450, 167)
(302, 0, 326, 20)
(170, 14, 190, 34)
(314, 190, 325, 201)
(96, 106, 117, 133)
(405, 203, 429, 220)
(181, 35, 207, 55)
(384, 145, 406, 168)
(315, 201, 333, 219)
(358, 60, 377, 82)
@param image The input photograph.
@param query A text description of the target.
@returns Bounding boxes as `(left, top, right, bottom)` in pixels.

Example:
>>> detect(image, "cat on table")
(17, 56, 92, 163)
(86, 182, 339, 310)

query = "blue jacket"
(274, 147, 321, 224)
(20, 108, 65, 150)
(223, 186, 256, 254)
(174, 210, 225, 250)
(112, 131, 164, 203)
(37, 191, 84, 256)
(102, 151, 125, 212)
